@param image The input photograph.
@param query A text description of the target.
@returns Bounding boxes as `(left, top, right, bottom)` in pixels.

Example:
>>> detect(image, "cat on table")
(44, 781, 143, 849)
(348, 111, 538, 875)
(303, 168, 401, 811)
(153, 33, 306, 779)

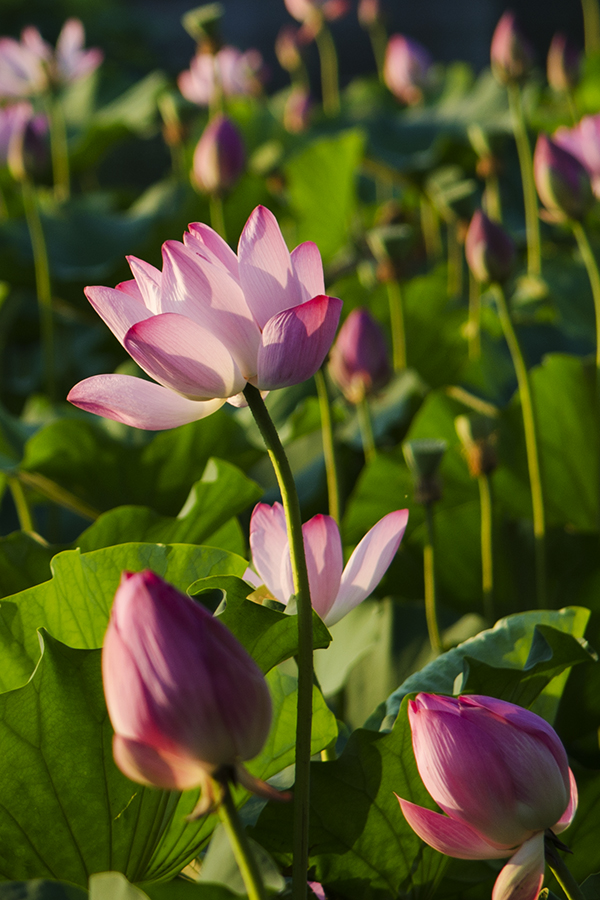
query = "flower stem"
(424, 502, 442, 655)
(478, 472, 494, 621)
(210, 194, 227, 241)
(386, 279, 407, 371)
(491, 283, 546, 607)
(216, 779, 268, 900)
(582, 0, 600, 54)
(21, 179, 55, 401)
(547, 854, 586, 900)
(47, 95, 70, 202)
(446, 215, 463, 298)
(420, 194, 443, 262)
(8, 477, 35, 532)
(243, 384, 313, 900)
(467, 270, 482, 361)
(507, 82, 541, 278)
(315, 24, 341, 116)
(366, 21, 387, 81)
(314, 368, 341, 524)
(356, 396, 377, 465)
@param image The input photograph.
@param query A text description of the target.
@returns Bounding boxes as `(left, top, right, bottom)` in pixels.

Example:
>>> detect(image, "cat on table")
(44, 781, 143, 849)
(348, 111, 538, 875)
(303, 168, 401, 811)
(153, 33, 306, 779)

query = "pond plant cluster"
(0, 1, 600, 899)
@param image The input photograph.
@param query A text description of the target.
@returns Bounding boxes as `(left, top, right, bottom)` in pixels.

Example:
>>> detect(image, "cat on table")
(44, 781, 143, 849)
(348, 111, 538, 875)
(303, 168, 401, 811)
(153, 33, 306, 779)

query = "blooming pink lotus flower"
(465, 210, 515, 285)
(192, 114, 245, 194)
(67, 206, 342, 430)
(554, 115, 600, 199)
(103, 570, 284, 814)
(245, 503, 408, 626)
(396, 693, 578, 900)
(178, 46, 263, 107)
(490, 12, 534, 85)
(328, 307, 391, 403)
(53, 18, 103, 85)
(534, 133, 593, 221)
(383, 35, 432, 105)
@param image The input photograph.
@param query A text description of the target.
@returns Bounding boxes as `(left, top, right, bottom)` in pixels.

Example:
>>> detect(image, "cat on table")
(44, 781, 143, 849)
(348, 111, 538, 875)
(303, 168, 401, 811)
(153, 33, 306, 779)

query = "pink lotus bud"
(358, 0, 381, 28)
(102, 570, 280, 814)
(534, 133, 594, 221)
(490, 12, 534, 85)
(275, 24, 304, 72)
(547, 33, 581, 93)
(465, 210, 515, 285)
(283, 86, 313, 133)
(554, 115, 600, 199)
(192, 114, 245, 195)
(383, 34, 432, 105)
(328, 307, 391, 403)
(396, 694, 578, 900)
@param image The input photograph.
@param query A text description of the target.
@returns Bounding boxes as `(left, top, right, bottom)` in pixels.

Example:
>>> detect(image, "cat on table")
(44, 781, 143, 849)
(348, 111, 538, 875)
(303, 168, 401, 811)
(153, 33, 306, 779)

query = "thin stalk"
(468, 270, 482, 361)
(315, 24, 341, 116)
(216, 780, 267, 900)
(243, 384, 313, 900)
(367, 21, 387, 81)
(8, 477, 35, 532)
(209, 194, 227, 241)
(491, 283, 546, 607)
(386, 279, 407, 370)
(572, 221, 600, 379)
(547, 855, 586, 900)
(356, 396, 376, 465)
(484, 173, 503, 223)
(47, 95, 70, 202)
(21, 179, 55, 401)
(314, 368, 341, 524)
(446, 215, 463, 298)
(507, 83, 541, 278)
(478, 473, 494, 622)
(424, 503, 442, 655)
(582, 0, 600, 55)
(420, 194, 443, 262)
(18, 471, 100, 520)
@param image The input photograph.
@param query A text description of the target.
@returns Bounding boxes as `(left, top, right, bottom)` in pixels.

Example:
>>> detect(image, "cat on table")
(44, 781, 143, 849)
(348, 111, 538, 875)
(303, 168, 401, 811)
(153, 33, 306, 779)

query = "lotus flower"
(68, 206, 342, 430)
(284, 0, 350, 25)
(102, 570, 284, 814)
(547, 33, 581, 93)
(534, 133, 594, 221)
(53, 18, 103, 85)
(178, 46, 263, 107)
(465, 210, 515, 285)
(328, 307, 391, 403)
(192, 114, 245, 194)
(383, 34, 432, 105)
(490, 12, 534, 85)
(245, 503, 408, 626)
(554, 115, 600, 199)
(397, 693, 578, 900)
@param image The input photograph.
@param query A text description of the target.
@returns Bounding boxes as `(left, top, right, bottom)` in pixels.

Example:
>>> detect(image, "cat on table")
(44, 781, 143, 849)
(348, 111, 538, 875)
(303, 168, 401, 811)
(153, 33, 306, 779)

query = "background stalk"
(478, 473, 494, 621)
(356, 397, 376, 464)
(582, 0, 600, 54)
(467, 270, 481, 361)
(209, 194, 227, 241)
(507, 83, 541, 278)
(216, 780, 267, 900)
(315, 368, 341, 523)
(8, 477, 35, 533)
(386, 279, 407, 371)
(47, 96, 70, 202)
(424, 503, 442, 655)
(243, 384, 313, 900)
(315, 25, 341, 116)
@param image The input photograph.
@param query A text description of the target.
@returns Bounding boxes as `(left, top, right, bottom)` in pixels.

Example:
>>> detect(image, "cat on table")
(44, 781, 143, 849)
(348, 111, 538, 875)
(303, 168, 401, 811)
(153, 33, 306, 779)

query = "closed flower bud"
(283, 85, 312, 133)
(534, 133, 594, 221)
(547, 33, 581, 93)
(328, 308, 391, 403)
(192, 114, 245, 195)
(275, 24, 304, 72)
(403, 438, 447, 504)
(465, 210, 515, 285)
(491, 12, 534, 85)
(384, 34, 432, 105)
(102, 570, 282, 816)
(358, 0, 380, 27)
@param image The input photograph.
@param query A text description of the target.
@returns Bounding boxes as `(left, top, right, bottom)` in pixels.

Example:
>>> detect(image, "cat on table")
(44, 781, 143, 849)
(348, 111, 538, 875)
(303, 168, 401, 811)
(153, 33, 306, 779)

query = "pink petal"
(113, 734, 209, 791)
(67, 374, 224, 430)
(396, 797, 515, 860)
(300, 514, 344, 621)
(553, 768, 578, 834)
(257, 294, 342, 390)
(492, 834, 545, 900)
(238, 205, 299, 328)
(249, 502, 291, 605)
(330, 510, 408, 626)
(291, 241, 325, 303)
(185, 222, 240, 281)
(126, 255, 162, 314)
(161, 241, 260, 378)
(84, 285, 152, 345)
(124, 312, 245, 400)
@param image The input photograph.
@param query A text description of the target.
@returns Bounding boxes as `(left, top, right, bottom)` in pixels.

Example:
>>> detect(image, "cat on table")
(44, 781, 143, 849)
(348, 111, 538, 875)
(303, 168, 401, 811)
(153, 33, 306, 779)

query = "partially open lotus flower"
(245, 503, 408, 626)
(178, 46, 263, 107)
(396, 693, 578, 900)
(68, 205, 342, 430)
(547, 33, 581, 93)
(102, 570, 285, 815)
(534, 133, 594, 221)
(490, 12, 534, 85)
(192, 114, 245, 194)
(383, 34, 432, 105)
(465, 210, 515, 285)
(554, 115, 600, 199)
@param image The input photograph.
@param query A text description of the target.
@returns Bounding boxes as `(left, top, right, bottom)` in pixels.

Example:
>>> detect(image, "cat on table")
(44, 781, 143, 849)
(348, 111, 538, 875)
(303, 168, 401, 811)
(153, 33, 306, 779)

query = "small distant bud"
(455, 414, 498, 478)
(490, 12, 534, 85)
(358, 0, 380, 27)
(384, 34, 432, 105)
(275, 24, 303, 72)
(465, 210, 515, 285)
(554, 115, 600, 199)
(283, 86, 312, 133)
(534, 133, 594, 222)
(192, 114, 245, 194)
(329, 308, 391, 404)
(547, 33, 581, 93)
(403, 438, 447, 505)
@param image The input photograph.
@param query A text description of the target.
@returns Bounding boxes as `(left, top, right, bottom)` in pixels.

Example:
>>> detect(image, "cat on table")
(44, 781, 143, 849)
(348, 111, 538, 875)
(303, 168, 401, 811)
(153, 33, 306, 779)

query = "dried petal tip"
(465, 210, 515, 285)
(547, 33, 581, 93)
(328, 307, 391, 403)
(534, 133, 594, 222)
(491, 12, 534, 85)
(192, 114, 245, 194)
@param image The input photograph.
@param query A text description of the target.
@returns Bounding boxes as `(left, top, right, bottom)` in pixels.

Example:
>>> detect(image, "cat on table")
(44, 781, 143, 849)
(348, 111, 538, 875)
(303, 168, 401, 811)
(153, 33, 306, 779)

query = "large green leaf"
(0, 543, 247, 692)
(0, 533, 55, 599)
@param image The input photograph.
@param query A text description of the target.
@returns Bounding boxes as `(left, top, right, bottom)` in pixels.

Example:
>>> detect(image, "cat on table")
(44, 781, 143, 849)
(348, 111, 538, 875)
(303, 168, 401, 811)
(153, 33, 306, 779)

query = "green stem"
(216, 779, 267, 900)
(356, 396, 376, 465)
(424, 503, 442, 655)
(8, 477, 35, 532)
(507, 83, 541, 278)
(582, 0, 600, 54)
(484, 173, 503, 223)
(367, 21, 387, 81)
(478, 472, 494, 622)
(210, 194, 227, 241)
(468, 270, 481, 361)
(314, 368, 341, 524)
(491, 283, 546, 607)
(446, 215, 463, 298)
(386, 279, 407, 371)
(420, 194, 443, 262)
(21, 179, 55, 401)
(47, 95, 70, 202)
(547, 855, 586, 900)
(315, 24, 341, 116)
(243, 384, 313, 900)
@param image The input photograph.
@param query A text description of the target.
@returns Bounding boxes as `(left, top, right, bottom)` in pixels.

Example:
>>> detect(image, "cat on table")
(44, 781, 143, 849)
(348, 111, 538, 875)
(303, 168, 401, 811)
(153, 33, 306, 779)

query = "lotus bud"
(192, 113, 245, 195)
(403, 438, 447, 504)
(465, 210, 515, 285)
(358, 0, 381, 28)
(490, 12, 534, 85)
(547, 33, 581, 93)
(275, 24, 304, 72)
(102, 570, 284, 816)
(328, 308, 391, 404)
(283, 85, 312, 133)
(384, 34, 432, 105)
(455, 414, 498, 478)
(534, 133, 594, 222)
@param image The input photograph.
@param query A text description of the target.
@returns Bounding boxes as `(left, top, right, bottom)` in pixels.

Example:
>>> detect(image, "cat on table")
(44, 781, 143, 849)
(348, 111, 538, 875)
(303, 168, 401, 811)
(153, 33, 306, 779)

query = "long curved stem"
(387, 279, 407, 371)
(315, 24, 341, 116)
(243, 384, 313, 900)
(315, 368, 341, 523)
(478, 473, 494, 621)
(547, 854, 586, 900)
(507, 83, 541, 278)
(424, 502, 442, 655)
(8, 477, 35, 532)
(217, 780, 267, 900)
(468, 270, 482, 361)
(47, 95, 70, 202)
(491, 283, 546, 607)
(357, 397, 376, 465)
